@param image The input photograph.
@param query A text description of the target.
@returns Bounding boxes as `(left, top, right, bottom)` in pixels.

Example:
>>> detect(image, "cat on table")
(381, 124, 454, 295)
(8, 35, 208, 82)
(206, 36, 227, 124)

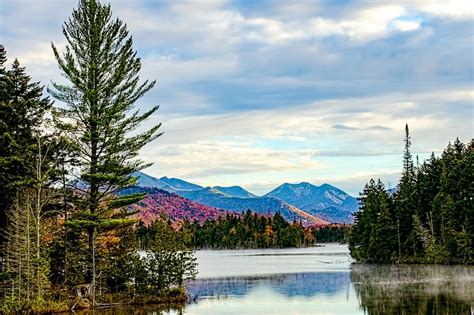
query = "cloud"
(412, 0, 473, 20)
(366, 125, 392, 131)
(1, 0, 472, 195)
(332, 124, 359, 130)
(331, 124, 392, 131)
(136, 87, 472, 196)
(143, 140, 324, 180)
(392, 19, 422, 32)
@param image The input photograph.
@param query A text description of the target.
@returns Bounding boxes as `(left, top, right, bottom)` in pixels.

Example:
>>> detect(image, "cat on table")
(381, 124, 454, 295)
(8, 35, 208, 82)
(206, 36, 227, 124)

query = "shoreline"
(0, 288, 188, 314)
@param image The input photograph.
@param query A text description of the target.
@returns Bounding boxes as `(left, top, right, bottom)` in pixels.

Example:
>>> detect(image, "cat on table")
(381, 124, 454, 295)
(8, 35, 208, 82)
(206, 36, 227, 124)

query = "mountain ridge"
(265, 181, 359, 223)
(132, 171, 358, 223)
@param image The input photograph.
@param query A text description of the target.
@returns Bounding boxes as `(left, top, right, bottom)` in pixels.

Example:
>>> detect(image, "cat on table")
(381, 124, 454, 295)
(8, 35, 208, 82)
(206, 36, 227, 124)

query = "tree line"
(138, 210, 350, 250)
(0, 0, 196, 313)
(349, 125, 473, 264)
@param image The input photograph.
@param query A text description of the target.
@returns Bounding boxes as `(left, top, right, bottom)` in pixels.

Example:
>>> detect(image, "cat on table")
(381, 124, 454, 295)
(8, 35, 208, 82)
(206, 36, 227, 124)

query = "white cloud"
(2, 0, 471, 195)
(413, 0, 473, 20)
(244, 4, 413, 43)
(341, 5, 407, 40)
(392, 19, 422, 32)
(139, 87, 473, 193)
(143, 140, 324, 180)
(246, 18, 308, 43)
(117, 2, 422, 49)
(246, 4, 419, 43)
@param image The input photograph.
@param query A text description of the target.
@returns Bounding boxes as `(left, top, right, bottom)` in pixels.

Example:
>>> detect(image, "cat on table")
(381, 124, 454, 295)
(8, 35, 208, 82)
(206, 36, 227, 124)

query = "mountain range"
(132, 171, 359, 224)
(265, 182, 359, 223)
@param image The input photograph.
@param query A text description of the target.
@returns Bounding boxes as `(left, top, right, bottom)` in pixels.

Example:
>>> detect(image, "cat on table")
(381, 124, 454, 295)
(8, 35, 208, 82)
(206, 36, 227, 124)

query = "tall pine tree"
(395, 124, 416, 259)
(49, 0, 162, 302)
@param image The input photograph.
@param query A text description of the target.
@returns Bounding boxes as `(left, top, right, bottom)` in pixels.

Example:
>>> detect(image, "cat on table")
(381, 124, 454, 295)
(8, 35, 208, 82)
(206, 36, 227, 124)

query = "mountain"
(121, 186, 234, 225)
(212, 186, 257, 198)
(133, 171, 203, 192)
(177, 187, 328, 226)
(265, 182, 359, 223)
(132, 171, 177, 191)
(388, 187, 398, 196)
(159, 176, 203, 191)
(131, 171, 353, 225)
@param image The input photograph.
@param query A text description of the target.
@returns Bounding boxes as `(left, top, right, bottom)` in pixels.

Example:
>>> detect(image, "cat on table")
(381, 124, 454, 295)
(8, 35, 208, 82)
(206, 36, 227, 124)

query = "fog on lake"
(79, 244, 474, 315)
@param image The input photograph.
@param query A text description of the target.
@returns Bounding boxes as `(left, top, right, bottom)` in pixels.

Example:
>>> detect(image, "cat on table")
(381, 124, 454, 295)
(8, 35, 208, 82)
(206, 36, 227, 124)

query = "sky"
(0, 0, 473, 196)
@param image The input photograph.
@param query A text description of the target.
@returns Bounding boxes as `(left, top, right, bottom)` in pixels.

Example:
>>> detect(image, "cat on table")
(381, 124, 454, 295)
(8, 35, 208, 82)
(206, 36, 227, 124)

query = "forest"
(138, 211, 350, 250)
(349, 126, 473, 264)
(0, 0, 197, 313)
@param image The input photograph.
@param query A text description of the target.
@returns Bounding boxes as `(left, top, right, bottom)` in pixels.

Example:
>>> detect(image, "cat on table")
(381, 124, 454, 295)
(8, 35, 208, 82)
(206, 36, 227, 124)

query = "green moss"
(0, 296, 69, 314)
(0, 288, 186, 314)
(97, 287, 187, 305)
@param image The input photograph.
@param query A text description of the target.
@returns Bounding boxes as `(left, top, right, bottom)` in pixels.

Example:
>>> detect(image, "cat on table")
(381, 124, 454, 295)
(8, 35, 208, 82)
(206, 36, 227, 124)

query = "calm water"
(83, 244, 474, 315)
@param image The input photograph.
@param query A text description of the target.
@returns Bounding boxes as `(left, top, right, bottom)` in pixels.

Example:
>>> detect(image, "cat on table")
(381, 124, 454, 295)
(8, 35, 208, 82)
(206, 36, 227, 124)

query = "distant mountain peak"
(133, 172, 203, 192)
(203, 187, 227, 195)
(212, 185, 257, 198)
(132, 171, 359, 224)
(265, 181, 359, 223)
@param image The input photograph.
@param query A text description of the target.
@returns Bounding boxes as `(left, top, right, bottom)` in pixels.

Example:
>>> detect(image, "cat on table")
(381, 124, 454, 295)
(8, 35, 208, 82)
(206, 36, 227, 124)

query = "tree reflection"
(186, 272, 351, 300)
(351, 264, 473, 315)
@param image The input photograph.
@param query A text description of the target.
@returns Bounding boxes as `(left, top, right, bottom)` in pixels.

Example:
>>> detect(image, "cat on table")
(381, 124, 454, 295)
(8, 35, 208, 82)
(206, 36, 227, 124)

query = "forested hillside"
(120, 187, 237, 224)
(138, 210, 350, 249)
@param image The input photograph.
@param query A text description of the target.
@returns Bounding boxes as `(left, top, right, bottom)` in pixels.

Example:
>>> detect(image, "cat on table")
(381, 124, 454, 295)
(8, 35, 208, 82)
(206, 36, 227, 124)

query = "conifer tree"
(0, 45, 7, 252)
(49, 0, 162, 302)
(0, 46, 52, 255)
(349, 179, 396, 262)
(395, 124, 416, 259)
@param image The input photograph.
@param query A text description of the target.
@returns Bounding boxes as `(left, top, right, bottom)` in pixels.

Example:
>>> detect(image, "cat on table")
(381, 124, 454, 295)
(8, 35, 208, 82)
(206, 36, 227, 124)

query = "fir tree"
(49, 0, 162, 303)
(349, 179, 396, 262)
(0, 46, 52, 254)
(0, 44, 7, 252)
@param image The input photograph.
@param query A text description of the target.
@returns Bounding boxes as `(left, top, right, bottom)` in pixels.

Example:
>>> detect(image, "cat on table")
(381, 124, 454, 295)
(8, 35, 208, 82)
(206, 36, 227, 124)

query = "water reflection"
(186, 272, 351, 299)
(71, 246, 474, 314)
(351, 264, 474, 315)
(73, 304, 184, 315)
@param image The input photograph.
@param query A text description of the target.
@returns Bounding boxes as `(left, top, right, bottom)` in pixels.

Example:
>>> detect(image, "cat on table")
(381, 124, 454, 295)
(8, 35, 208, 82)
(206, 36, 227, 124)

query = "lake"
(84, 244, 474, 314)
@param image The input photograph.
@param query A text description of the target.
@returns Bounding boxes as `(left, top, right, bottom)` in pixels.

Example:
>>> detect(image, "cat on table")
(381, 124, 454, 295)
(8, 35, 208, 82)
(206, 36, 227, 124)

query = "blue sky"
(1, 0, 473, 195)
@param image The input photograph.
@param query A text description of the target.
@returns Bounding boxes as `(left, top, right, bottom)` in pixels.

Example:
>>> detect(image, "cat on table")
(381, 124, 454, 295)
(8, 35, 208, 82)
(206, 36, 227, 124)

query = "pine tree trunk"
(397, 219, 401, 263)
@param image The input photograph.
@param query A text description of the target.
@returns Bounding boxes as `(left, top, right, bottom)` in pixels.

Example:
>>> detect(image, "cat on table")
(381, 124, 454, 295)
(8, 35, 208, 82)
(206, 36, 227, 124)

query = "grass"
(0, 287, 187, 314)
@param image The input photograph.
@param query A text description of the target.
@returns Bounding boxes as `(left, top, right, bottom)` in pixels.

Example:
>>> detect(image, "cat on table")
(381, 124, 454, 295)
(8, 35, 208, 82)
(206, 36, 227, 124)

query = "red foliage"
(133, 189, 236, 225)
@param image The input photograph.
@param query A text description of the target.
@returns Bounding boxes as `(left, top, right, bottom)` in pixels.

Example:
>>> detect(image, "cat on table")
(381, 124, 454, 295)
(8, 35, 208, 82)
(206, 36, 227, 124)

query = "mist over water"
(78, 244, 474, 315)
(185, 244, 473, 315)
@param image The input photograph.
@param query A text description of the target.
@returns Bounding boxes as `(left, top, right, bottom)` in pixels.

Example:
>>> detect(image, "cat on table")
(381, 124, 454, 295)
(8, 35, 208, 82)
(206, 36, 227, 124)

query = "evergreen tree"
(49, 0, 162, 302)
(371, 182, 396, 263)
(0, 44, 7, 252)
(433, 138, 473, 263)
(349, 179, 396, 262)
(0, 46, 52, 255)
(394, 124, 416, 259)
